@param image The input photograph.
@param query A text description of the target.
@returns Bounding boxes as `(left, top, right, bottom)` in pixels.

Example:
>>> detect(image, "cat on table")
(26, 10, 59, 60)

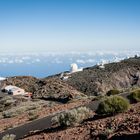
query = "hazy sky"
(0, 0, 140, 53)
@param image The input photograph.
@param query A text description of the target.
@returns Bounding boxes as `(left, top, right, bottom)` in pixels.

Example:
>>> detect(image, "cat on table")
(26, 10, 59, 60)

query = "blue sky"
(0, 0, 140, 52)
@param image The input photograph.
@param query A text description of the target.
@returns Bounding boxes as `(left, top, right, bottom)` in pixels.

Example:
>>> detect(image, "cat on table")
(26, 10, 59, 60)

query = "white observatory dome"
(70, 63, 78, 73)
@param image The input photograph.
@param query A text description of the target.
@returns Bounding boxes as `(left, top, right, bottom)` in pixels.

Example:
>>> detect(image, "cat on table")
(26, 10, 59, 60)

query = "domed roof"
(70, 63, 78, 72)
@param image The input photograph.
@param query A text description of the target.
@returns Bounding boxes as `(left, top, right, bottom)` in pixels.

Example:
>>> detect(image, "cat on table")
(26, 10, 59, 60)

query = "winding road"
(0, 93, 130, 140)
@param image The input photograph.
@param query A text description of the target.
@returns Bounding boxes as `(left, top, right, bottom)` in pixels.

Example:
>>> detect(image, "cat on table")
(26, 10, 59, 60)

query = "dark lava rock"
(66, 57, 140, 96)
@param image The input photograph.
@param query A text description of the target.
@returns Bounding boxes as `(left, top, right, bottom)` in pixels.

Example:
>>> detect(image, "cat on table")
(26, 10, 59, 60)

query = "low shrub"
(51, 107, 91, 127)
(28, 110, 39, 121)
(0, 96, 15, 105)
(0, 96, 15, 112)
(2, 110, 18, 118)
(106, 89, 120, 96)
(129, 89, 140, 103)
(96, 96, 129, 115)
(2, 134, 16, 140)
(2, 106, 27, 118)
(2, 102, 41, 118)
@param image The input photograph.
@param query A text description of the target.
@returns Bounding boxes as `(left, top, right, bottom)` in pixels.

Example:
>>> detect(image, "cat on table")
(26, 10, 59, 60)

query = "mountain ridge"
(1, 57, 140, 98)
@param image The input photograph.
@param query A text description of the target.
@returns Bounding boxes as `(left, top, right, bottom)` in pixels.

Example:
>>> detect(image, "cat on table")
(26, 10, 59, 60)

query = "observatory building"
(70, 63, 83, 73)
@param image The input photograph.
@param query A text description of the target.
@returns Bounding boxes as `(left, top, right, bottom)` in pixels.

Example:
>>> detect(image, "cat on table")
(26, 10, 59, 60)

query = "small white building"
(59, 63, 83, 80)
(99, 63, 105, 69)
(62, 76, 69, 81)
(98, 61, 105, 69)
(60, 72, 71, 81)
(70, 63, 83, 73)
(2, 85, 25, 96)
(98, 59, 110, 69)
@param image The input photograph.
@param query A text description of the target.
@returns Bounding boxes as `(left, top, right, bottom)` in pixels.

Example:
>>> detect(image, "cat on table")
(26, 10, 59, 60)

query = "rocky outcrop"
(1, 77, 86, 102)
(1, 76, 39, 93)
(32, 78, 86, 102)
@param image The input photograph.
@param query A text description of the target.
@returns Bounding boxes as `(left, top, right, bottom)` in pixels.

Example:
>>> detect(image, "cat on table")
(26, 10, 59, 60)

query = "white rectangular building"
(3, 85, 25, 96)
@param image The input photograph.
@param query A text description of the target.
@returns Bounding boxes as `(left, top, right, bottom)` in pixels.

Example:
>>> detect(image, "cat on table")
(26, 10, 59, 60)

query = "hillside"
(1, 76, 38, 93)
(0, 57, 140, 140)
(32, 78, 86, 102)
(23, 102, 140, 140)
(1, 77, 86, 102)
(66, 57, 140, 96)
(1, 57, 140, 98)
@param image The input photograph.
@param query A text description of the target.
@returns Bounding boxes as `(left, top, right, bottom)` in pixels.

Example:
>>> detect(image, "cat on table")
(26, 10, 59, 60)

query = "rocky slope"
(32, 78, 86, 102)
(1, 76, 38, 93)
(1, 77, 86, 102)
(66, 57, 140, 96)
(1, 57, 140, 98)
(23, 102, 140, 140)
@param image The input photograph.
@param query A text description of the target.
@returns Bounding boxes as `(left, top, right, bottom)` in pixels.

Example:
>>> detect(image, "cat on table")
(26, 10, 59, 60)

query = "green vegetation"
(28, 110, 39, 121)
(106, 89, 120, 96)
(0, 96, 15, 112)
(51, 107, 91, 127)
(2, 134, 16, 140)
(129, 89, 140, 103)
(2, 110, 16, 118)
(96, 96, 129, 115)
(0, 96, 49, 120)
(2, 102, 41, 118)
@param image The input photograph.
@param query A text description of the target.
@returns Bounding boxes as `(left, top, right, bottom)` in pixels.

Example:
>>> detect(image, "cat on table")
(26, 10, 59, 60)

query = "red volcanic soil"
(0, 99, 89, 132)
(23, 102, 140, 140)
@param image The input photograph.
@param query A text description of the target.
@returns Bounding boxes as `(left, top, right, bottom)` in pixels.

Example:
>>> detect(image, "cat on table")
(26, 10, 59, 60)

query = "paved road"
(0, 93, 130, 140)
(0, 115, 52, 140)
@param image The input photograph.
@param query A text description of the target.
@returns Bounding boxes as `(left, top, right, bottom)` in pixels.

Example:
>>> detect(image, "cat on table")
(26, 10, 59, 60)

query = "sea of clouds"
(0, 50, 139, 78)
